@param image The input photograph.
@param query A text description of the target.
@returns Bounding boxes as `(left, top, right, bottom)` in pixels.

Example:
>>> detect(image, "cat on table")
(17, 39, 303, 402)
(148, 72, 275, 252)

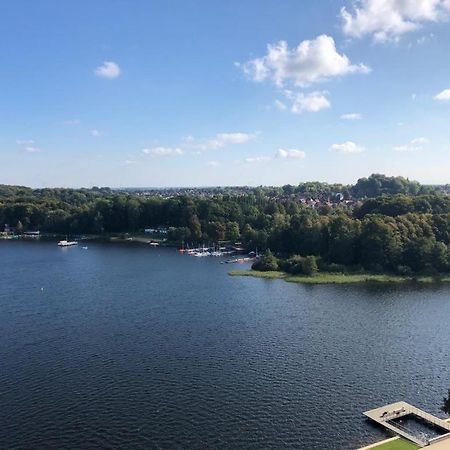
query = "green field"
(366, 438, 418, 450)
(228, 270, 450, 285)
(228, 270, 286, 279)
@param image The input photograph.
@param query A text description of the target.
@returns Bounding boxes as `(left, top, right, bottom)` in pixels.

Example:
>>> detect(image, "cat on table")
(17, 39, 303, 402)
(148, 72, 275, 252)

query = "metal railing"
(386, 419, 429, 446)
(429, 432, 450, 444)
(405, 405, 450, 431)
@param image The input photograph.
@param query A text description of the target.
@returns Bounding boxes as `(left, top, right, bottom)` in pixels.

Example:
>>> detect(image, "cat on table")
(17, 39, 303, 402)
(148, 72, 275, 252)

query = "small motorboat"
(57, 240, 78, 247)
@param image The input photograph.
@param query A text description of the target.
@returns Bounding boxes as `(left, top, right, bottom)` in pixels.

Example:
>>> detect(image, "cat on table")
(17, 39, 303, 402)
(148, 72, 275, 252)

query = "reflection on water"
(1, 241, 450, 449)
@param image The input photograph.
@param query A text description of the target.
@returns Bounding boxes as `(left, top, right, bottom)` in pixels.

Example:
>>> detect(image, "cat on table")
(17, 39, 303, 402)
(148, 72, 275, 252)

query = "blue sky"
(1, 0, 450, 187)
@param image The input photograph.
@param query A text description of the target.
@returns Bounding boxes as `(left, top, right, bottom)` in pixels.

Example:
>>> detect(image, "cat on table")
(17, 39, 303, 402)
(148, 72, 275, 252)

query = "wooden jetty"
(364, 401, 450, 447)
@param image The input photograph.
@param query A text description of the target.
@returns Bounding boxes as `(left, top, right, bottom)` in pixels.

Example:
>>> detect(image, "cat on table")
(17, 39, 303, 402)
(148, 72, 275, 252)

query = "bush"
(395, 265, 413, 276)
(367, 263, 384, 273)
(282, 255, 304, 274)
(252, 249, 279, 271)
(317, 259, 347, 273)
(283, 255, 318, 276)
(302, 255, 318, 276)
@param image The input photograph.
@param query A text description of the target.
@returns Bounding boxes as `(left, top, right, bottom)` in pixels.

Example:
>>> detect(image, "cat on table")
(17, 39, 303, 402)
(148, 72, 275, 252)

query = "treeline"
(283, 173, 447, 199)
(1, 174, 450, 274)
(355, 194, 450, 218)
(251, 212, 450, 275)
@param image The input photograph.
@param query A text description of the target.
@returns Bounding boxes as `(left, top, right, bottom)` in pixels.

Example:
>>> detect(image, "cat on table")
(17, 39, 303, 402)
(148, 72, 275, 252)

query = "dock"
(364, 401, 450, 447)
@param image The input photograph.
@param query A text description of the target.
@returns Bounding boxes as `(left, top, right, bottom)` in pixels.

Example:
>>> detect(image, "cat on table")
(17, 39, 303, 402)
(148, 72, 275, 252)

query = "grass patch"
(285, 273, 411, 284)
(229, 270, 286, 279)
(366, 438, 418, 450)
(229, 270, 450, 285)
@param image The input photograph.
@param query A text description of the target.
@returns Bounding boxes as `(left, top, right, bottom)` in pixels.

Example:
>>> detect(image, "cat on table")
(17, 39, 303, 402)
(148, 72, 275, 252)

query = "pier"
(364, 401, 450, 448)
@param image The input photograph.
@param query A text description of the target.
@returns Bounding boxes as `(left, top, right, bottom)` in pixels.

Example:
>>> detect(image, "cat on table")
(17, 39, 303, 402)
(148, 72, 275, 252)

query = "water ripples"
(1, 242, 450, 449)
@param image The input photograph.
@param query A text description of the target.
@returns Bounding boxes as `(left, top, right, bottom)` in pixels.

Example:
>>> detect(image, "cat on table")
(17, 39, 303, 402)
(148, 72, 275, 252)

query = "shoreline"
(3, 238, 450, 285)
(228, 270, 450, 285)
(0, 233, 172, 246)
(358, 436, 402, 450)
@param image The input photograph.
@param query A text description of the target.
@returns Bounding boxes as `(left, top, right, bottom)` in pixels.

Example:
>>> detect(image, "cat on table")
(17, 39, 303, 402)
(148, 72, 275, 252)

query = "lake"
(1, 241, 449, 449)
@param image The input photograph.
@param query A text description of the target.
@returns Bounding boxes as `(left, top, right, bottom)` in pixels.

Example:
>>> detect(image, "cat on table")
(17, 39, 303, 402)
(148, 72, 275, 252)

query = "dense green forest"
(1, 174, 450, 275)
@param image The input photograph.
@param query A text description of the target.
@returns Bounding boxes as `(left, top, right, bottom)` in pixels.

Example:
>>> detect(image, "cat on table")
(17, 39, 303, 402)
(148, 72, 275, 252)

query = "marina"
(178, 243, 258, 262)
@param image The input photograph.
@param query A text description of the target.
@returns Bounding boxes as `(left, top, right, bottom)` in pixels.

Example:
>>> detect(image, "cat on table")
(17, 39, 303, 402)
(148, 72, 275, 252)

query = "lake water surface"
(1, 241, 450, 449)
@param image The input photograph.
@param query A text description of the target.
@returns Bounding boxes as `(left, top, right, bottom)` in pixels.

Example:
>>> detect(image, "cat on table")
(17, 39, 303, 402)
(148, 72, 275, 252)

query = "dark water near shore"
(1, 241, 450, 449)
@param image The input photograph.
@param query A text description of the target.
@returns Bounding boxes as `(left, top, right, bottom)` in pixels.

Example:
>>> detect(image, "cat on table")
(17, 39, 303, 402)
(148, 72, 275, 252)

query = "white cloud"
(434, 88, 450, 101)
(17, 139, 41, 152)
(185, 132, 256, 151)
(25, 146, 42, 153)
(142, 147, 183, 157)
(341, 113, 362, 120)
(341, 0, 450, 42)
(206, 161, 219, 167)
(415, 33, 434, 45)
(274, 99, 287, 111)
(216, 133, 254, 145)
(330, 141, 365, 154)
(64, 119, 80, 125)
(411, 137, 429, 145)
(393, 137, 429, 152)
(124, 159, 135, 165)
(94, 61, 121, 79)
(276, 148, 306, 159)
(241, 35, 369, 87)
(244, 156, 271, 163)
(90, 129, 101, 137)
(284, 90, 331, 113)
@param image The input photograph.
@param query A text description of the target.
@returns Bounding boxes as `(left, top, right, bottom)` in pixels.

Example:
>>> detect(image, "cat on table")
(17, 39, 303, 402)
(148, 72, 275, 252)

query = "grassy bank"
(228, 270, 287, 279)
(229, 270, 450, 285)
(364, 439, 418, 450)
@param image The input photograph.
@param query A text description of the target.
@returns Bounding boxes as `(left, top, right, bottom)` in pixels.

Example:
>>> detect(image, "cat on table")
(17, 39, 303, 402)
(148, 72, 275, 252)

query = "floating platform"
(364, 401, 450, 447)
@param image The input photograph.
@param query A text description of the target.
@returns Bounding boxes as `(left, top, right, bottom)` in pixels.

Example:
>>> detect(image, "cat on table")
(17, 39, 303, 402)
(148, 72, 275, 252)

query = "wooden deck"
(364, 401, 450, 447)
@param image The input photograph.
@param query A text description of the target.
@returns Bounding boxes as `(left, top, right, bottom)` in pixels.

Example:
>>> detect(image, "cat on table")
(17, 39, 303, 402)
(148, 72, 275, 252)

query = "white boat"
(57, 240, 78, 247)
(224, 257, 254, 264)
